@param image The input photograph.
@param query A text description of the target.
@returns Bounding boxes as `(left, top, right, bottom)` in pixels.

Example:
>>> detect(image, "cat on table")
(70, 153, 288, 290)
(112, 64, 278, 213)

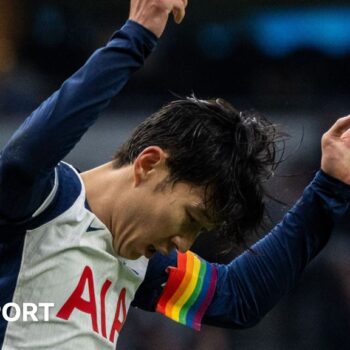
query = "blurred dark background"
(1, 0, 350, 349)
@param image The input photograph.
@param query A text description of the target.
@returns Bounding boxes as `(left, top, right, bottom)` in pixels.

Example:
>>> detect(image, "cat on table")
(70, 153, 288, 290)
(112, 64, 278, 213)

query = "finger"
(328, 115, 350, 137)
(340, 121, 350, 140)
(172, 8, 185, 24)
(172, 0, 186, 24)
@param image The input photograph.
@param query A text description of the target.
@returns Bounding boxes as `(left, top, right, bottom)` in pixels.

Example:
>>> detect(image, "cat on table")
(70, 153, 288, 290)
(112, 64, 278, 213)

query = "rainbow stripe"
(156, 251, 218, 331)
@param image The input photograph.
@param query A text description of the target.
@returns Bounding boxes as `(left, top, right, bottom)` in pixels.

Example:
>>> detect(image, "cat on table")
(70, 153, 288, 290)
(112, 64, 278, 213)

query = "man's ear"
(133, 146, 168, 186)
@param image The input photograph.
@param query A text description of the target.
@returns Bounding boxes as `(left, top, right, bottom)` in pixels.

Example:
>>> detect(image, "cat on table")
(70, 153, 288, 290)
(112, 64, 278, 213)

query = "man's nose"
(171, 235, 195, 253)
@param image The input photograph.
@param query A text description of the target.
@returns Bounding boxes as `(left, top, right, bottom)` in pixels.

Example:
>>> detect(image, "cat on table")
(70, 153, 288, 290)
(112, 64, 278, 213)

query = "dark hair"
(113, 96, 283, 248)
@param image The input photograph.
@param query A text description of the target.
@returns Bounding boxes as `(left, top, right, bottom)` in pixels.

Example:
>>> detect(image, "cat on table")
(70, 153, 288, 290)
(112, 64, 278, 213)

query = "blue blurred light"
(250, 7, 350, 57)
(33, 5, 66, 47)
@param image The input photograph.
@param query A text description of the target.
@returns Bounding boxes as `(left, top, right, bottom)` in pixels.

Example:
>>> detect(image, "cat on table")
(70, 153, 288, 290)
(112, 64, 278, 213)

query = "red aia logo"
(56, 266, 126, 343)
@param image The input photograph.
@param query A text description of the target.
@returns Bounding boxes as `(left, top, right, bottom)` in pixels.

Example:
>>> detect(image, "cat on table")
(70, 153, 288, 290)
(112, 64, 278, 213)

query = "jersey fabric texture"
(1, 18, 350, 350)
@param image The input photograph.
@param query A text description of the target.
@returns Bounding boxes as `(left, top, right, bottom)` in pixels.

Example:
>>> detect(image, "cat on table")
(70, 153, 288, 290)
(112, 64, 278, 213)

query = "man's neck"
(80, 162, 132, 235)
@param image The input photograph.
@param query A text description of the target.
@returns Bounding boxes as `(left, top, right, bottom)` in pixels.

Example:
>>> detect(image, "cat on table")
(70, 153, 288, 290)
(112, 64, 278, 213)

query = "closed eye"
(186, 211, 207, 234)
(187, 210, 199, 225)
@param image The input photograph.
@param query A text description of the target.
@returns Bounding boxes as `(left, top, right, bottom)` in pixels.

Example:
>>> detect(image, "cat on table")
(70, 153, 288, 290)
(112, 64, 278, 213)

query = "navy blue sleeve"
(133, 170, 350, 328)
(0, 20, 157, 222)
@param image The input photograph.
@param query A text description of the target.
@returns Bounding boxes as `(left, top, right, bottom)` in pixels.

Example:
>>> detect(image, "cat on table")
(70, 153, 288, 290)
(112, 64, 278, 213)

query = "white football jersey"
(1, 162, 148, 349)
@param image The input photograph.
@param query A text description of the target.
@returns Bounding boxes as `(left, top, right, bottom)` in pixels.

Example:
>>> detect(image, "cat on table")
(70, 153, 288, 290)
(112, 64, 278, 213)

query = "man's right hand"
(321, 115, 350, 185)
(129, 0, 188, 38)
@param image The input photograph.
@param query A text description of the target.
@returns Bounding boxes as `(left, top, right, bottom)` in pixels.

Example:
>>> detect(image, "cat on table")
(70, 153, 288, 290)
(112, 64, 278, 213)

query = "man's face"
(111, 148, 214, 260)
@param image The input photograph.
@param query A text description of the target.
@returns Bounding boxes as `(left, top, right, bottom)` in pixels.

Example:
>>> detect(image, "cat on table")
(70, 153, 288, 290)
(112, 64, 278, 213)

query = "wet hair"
(113, 96, 284, 248)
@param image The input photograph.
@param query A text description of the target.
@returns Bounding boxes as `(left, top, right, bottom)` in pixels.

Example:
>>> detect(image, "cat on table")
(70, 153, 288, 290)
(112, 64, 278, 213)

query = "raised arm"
(203, 170, 350, 328)
(0, 0, 187, 222)
(204, 114, 350, 326)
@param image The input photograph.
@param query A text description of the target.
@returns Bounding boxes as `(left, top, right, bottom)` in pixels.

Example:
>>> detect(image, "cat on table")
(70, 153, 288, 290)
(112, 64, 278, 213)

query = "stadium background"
(1, 0, 350, 349)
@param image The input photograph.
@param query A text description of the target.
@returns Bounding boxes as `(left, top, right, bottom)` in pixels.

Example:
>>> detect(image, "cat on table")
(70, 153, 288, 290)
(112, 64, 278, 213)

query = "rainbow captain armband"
(156, 251, 218, 331)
